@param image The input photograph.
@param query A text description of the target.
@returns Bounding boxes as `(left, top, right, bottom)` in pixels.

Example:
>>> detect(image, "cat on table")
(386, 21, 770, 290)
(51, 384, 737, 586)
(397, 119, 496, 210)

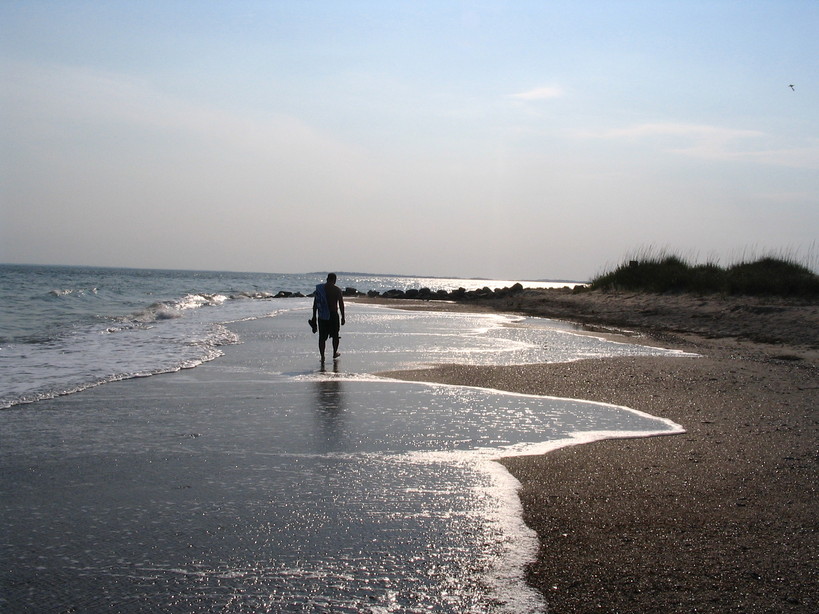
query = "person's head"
(326, 273, 337, 285)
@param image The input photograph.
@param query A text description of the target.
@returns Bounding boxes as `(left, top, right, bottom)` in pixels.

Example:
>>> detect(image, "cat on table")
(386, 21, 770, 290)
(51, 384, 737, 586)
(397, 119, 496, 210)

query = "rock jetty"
(297, 283, 582, 301)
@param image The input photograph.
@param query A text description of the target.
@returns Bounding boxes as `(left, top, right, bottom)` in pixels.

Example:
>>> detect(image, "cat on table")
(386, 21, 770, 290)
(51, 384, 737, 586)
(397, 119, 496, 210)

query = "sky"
(1, 1, 817, 281)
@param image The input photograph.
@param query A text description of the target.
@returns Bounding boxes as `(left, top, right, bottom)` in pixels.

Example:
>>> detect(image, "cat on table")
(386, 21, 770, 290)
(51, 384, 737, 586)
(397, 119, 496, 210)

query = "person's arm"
(339, 294, 345, 325)
(312, 294, 317, 321)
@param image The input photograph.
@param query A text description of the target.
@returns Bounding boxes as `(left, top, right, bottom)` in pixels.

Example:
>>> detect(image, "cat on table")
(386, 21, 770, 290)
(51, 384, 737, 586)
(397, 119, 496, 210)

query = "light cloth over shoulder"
(313, 283, 330, 320)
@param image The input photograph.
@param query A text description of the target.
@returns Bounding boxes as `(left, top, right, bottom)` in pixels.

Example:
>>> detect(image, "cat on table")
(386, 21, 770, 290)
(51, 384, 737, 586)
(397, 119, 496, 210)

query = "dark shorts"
(318, 313, 340, 341)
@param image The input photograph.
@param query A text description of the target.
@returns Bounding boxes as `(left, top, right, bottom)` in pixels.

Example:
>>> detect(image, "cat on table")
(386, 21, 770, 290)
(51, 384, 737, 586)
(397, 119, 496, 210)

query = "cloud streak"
(595, 122, 762, 141)
(508, 86, 565, 101)
(585, 122, 819, 169)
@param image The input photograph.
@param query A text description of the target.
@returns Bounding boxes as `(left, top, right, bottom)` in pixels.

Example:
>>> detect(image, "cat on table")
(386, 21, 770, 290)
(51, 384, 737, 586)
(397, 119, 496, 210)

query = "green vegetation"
(590, 253, 819, 297)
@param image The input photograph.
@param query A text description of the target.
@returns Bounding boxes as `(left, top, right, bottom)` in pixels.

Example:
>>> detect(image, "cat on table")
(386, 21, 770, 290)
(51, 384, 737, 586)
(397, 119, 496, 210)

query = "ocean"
(1, 264, 692, 612)
(0, 264, 575, 410)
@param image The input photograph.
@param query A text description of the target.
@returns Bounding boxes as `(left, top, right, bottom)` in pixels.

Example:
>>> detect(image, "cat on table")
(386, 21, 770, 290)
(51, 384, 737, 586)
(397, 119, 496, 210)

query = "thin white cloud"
(593, 122, 763, 142)
(509, 86, 565, 101)
(583, 121, 819, 169)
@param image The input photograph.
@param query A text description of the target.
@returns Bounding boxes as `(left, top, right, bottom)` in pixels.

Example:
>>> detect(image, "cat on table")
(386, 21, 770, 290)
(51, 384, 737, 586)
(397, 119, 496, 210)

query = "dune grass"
(590, 252, 819, 297)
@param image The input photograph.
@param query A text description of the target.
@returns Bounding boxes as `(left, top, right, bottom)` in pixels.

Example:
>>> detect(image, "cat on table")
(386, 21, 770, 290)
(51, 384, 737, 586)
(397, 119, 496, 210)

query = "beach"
(5, 289, 694, 613)
(2, 273, 816, 612)
(374, 289, 818, 613)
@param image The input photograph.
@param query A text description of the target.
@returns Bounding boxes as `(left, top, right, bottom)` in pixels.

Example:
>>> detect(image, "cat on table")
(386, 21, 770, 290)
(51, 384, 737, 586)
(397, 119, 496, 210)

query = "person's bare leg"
(319, 338, 326, 362)
(332, 335, 340, 358)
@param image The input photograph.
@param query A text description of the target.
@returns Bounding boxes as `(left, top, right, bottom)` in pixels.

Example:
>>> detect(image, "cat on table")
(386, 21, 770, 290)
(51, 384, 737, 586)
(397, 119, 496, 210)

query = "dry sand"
(368, 290, 818, 613)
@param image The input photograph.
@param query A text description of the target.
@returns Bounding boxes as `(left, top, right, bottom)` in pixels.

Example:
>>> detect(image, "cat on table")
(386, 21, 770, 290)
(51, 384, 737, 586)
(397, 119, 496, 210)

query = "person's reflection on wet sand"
(314, 363, 345, 452)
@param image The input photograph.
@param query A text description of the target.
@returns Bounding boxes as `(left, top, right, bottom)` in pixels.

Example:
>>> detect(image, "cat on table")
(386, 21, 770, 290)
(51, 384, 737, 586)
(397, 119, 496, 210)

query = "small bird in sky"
(789, 84, 795, 90)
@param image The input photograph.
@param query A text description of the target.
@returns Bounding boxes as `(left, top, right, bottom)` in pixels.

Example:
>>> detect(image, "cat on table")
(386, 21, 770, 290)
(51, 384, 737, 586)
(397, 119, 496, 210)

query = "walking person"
(309, 273, 345, 362)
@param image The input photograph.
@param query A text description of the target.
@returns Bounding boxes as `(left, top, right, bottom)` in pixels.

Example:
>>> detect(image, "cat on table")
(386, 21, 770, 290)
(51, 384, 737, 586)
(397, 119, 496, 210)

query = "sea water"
(0, 264, 577, 409)
(0, 265, 693, 612)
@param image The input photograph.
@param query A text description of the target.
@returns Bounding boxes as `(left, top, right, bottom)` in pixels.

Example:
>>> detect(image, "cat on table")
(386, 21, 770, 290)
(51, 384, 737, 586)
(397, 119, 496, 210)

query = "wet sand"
(370, 290, 818, 613)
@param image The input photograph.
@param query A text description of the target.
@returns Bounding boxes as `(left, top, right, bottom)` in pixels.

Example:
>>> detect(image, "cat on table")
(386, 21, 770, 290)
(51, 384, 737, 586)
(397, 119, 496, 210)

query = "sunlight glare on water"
(0, 303, 691, 612)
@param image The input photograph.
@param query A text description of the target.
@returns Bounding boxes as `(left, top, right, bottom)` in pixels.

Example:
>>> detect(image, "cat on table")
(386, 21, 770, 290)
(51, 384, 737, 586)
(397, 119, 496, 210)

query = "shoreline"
(366, 290, 818, 613)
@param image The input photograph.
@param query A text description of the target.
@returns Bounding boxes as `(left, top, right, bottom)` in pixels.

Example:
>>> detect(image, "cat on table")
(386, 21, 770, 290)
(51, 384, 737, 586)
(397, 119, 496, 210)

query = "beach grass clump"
(725, 257, 819, 296)
(590, 253, 819, 297)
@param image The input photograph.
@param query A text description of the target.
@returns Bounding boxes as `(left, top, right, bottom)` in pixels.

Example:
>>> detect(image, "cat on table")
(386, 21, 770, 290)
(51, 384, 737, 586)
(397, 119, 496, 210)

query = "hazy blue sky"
(2, 1, 817, 280)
